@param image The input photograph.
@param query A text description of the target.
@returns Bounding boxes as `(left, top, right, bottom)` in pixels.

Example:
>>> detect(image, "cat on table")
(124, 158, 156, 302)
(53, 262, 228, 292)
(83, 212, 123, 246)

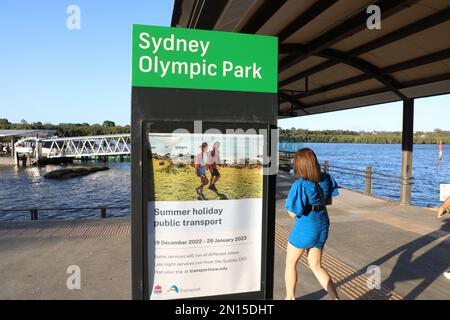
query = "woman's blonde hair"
(293, 148, 321, 183)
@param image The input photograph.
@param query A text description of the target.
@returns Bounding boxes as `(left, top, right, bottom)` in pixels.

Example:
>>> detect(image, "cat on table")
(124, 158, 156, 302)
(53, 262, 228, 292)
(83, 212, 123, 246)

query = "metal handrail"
(328, 168, 406, 184)
(0, 205, 129, 221)
(40, 133, 130, 142)
(0, 206, 129, 213)
(278, 150, 415, 201)
(279, 150, 410, 182)
(326, 164, 367, 174)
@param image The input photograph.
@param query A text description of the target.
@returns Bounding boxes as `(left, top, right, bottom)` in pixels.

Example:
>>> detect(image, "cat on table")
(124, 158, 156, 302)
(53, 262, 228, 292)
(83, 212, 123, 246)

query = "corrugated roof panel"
(257, 0, 316, 36)
(360, 20, 450, 68)
(279, 56, 328, 82)
(284, 0, 374, 44)
(215, 0, 259, 31)
(391, 58, 450, 83)
(332, 1, 448, 52)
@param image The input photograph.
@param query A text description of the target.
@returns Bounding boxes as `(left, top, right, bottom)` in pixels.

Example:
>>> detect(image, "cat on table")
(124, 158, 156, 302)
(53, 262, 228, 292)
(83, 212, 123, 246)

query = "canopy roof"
(172, 0, 450, 118)
(0, 130, 55, 138)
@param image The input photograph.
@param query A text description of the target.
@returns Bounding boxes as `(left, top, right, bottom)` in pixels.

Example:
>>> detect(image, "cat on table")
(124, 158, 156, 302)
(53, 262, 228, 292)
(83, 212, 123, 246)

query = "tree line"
(1, 119, 448, 144)
(0, 119, 129, 139)
(280, 128, 450, 144)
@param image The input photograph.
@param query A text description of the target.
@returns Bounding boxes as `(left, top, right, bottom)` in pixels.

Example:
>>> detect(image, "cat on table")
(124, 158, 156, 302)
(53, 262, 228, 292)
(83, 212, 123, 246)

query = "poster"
(148, 133, 264, 299)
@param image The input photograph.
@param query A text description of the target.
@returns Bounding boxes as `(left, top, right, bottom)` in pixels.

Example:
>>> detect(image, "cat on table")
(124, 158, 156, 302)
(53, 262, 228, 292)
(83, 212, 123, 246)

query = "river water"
(0, 143, 448, 221)
(0, 161, 130, 221)
(280, 142, 450, 208)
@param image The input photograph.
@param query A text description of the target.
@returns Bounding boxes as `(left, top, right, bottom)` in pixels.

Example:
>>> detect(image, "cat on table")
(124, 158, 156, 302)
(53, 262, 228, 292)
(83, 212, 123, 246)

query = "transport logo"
(153, 285, 162, 294)
(168, 285, 180, 294)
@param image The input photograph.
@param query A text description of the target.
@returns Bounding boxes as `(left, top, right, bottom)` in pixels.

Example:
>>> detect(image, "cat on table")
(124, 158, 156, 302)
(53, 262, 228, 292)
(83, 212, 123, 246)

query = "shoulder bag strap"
(316, 183, 328, 213)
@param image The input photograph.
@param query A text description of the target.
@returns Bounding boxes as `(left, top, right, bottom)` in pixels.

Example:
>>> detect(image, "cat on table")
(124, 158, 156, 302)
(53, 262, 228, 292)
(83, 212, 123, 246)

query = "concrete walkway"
(275, 171, 450, 300)
(0, 218, 131, 299)
(0, 172, 448, 299)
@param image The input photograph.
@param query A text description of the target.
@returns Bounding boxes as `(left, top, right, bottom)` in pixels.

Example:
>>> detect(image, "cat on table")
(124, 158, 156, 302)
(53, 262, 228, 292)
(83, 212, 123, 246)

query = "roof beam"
(349, 6, 450, 58)
(400, 72, 450, 89)
(280, 47, 407, 99)
(279, 6, 450, 87)
(239, 0, 287, 34)
(278, 0, 419, 72)
(278, 91, 306, 110)
(316, 49, 407, 99)
(300, 88, 392, 110)
(291, 72, 450, 113)
(277, 0, 338, 43)
(295, 74, 373, 99)
(290, 48, 450, 99)
(381, 48, 450, 75)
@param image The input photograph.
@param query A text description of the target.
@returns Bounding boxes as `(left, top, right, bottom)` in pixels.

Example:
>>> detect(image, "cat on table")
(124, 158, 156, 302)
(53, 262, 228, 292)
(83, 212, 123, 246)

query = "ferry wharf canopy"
(171, 0, 450, 205)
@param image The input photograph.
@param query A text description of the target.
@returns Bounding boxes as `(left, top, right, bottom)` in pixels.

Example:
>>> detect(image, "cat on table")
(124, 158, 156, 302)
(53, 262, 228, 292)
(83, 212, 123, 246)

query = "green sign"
(132, 25, 278, 93)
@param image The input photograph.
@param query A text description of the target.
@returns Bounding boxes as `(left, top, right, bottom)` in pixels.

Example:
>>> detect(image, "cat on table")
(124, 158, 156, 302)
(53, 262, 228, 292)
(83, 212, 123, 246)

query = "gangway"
(14, 134, 131, 165)
(41, 134, 131, 158)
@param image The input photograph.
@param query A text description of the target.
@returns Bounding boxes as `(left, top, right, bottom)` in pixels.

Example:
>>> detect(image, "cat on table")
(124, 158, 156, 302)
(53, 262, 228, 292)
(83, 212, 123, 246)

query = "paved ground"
(0, 172, 448, 299)
(0, 218, 131, 299)
(276, 171, 450, 300)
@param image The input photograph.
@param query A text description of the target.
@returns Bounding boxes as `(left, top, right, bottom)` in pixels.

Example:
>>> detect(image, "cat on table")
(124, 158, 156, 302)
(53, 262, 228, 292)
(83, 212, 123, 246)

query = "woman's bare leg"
(285, 243, 304, 300)
(209, 174, 220, 186)
(307, 248, 340, 300)
(198, 176, 208, 190)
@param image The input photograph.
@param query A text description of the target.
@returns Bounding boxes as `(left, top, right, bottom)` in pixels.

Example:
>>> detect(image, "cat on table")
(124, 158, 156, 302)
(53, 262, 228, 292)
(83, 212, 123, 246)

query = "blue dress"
(285, 173, 339, 250)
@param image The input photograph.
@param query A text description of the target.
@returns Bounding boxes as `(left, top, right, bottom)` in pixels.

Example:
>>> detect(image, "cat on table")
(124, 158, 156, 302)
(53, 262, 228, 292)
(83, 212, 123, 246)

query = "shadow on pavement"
(337, 219, 450, 299)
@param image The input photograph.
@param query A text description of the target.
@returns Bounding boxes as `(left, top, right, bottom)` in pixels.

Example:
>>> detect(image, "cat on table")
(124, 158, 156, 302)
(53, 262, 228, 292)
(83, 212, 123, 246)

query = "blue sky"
(0, 0, 174, 126)
(0, 1, 449, 131)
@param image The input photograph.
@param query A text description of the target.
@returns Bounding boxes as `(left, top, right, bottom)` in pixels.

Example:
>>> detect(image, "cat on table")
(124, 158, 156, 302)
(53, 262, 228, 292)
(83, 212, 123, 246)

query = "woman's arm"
(438, 196, 450, 218)
(287, 211, 296, 218)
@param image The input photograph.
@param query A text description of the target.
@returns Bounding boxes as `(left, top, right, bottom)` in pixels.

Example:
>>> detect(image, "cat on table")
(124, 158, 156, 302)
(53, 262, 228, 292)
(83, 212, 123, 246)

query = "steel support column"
(10, 136, 16, 158)
(400, 99, 414, 205)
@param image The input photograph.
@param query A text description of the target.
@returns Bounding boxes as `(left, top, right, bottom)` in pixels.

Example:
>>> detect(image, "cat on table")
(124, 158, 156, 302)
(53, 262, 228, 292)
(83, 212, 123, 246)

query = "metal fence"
(1, 151, 415, 221)
(279, 151, 413, 200)
(0, 206, 129, 221)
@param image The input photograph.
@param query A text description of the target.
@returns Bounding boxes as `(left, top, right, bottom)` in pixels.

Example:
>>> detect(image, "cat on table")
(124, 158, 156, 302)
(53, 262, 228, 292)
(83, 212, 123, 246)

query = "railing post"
(101, 207, 107, 218)
(31, 209, 38, 221)
(323, 160, 329, 173)
(365, 166, 373, 196)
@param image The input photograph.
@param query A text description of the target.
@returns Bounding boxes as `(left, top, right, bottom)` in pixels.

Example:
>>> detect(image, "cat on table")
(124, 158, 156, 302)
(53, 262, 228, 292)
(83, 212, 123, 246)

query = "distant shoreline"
(280, 128, 450, 145)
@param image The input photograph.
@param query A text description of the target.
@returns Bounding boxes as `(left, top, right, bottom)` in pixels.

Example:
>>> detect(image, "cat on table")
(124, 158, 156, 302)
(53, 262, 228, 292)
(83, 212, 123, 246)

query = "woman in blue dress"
(284, 148, 340, 300)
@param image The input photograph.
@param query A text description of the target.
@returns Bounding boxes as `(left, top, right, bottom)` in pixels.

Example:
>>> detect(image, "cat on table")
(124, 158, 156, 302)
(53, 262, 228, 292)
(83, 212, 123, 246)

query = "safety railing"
(279, 151, 413, 198)
(0, 206, 129, 221)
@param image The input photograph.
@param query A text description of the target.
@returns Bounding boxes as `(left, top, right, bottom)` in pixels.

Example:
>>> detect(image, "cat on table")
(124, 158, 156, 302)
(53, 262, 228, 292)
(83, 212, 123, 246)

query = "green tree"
(102, 120, 116, 127)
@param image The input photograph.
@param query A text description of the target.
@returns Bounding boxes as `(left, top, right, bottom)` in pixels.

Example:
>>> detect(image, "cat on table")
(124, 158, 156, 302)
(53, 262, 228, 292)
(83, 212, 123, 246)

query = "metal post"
(10, 136, 15, 158)
(365, 166, 373, 196)
(400, 99, 414, 205)
(101, 207, 107, 218)
(31, 209, 38, 220)
(323, 160, 329, 173)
